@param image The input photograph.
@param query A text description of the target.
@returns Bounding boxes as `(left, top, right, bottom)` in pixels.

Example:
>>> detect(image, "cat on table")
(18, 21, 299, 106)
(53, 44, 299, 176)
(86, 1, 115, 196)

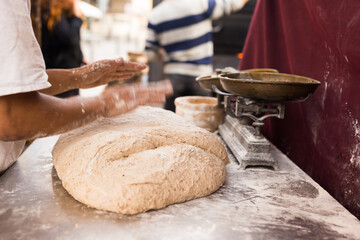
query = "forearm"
(41, 68, 81, 95)
(0, 80, 171, 141)
(0, 92, 104, 141)
(41, 58, 147, 96)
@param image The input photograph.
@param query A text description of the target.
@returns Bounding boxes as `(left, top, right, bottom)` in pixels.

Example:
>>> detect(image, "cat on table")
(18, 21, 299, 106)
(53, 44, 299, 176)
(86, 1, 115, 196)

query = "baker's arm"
(40, 58, 145, 96)
(0, 83, 170, 142)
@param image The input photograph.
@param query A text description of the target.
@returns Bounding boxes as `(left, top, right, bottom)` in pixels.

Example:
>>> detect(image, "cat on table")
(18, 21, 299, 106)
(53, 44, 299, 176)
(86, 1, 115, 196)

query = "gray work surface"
(1, 136, 359, 240)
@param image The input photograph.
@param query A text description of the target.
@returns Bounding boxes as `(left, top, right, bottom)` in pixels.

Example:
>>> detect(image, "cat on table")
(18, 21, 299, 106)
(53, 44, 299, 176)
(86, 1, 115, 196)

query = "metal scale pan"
(196, 68, 279, 93)
(196, 75, 225, 92)
(219, 72, 321, 101)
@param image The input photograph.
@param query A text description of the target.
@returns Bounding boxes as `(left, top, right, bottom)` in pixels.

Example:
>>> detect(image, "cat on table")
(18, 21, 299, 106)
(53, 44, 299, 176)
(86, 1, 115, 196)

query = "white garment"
(0, 0, 50, 173)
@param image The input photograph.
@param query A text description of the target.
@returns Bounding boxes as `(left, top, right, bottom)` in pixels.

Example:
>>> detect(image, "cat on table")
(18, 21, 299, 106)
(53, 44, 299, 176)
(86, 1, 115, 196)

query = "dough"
(52, 106, 229, 215)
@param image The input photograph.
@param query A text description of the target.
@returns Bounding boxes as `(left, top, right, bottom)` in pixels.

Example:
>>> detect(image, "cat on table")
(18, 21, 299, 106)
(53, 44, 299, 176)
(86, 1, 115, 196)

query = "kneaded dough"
(52, 106, 229, 215)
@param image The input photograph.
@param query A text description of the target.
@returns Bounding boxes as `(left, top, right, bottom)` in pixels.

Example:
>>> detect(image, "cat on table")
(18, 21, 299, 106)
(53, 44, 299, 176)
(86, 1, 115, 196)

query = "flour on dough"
(52, 106, 229, 215)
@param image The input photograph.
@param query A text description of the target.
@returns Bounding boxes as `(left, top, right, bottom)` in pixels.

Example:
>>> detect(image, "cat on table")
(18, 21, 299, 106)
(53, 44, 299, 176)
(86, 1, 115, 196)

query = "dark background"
(212, 0, 256, 70)
(212, 0, 257, 55)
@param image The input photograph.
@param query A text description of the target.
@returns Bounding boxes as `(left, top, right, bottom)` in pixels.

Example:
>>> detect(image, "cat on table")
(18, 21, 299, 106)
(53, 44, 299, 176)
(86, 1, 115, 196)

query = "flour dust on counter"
(52, 106, 229, 215)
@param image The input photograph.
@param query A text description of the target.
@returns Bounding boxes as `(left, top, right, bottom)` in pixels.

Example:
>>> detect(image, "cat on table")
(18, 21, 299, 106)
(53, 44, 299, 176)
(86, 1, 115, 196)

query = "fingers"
(110, 73, 135, 81)
(78, 57, 147, 89)
(148, 79, 173, 96)
(86, 58, 145, 75)
(101, 87, 137, 117)
(147, 90, 166, 103)
(84, 73, 135, 88)
(101, 84, 167, 118)
(111, 58, 146, 72)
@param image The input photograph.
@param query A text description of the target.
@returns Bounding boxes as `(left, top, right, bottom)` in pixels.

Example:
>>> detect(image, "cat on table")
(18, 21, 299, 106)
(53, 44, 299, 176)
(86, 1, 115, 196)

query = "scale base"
(219, 115, 278, 170)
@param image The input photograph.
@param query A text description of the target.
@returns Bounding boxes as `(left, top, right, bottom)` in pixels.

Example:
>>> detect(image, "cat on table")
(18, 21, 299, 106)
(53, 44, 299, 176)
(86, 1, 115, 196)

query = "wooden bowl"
(175, 96, 224, 132)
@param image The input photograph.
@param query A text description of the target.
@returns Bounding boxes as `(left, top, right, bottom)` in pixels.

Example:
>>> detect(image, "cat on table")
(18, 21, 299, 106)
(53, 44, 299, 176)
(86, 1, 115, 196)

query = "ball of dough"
(52, 106, 229, 215)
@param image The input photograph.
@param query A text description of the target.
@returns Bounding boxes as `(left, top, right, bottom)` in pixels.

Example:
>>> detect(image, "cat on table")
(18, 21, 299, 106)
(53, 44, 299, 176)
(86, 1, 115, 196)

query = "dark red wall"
(240, 0, 360, 218)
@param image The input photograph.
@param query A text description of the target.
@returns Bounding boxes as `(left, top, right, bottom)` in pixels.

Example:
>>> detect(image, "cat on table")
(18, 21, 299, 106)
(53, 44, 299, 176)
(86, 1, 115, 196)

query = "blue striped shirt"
(145, 0, 247, 77)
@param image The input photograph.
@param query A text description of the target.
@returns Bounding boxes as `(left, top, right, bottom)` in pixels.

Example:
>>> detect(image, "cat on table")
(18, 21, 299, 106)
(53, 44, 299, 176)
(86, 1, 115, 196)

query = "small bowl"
(175, 96, 225, 132)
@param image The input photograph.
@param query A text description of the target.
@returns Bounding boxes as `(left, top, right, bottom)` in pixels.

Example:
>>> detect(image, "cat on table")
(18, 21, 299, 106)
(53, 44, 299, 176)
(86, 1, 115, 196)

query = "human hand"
(100, 81, 173, 118)
(75, 58, 146, 89)
(147, 79, 174, 97)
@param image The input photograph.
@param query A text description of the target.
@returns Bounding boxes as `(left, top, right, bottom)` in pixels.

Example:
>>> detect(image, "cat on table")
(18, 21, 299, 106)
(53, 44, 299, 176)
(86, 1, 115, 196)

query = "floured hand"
(100, 82, 173, 118)
(77, 58, 146, 89)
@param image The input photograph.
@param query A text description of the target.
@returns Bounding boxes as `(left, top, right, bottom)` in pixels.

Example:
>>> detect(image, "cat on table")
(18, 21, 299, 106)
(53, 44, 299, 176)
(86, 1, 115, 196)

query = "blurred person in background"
(145, 0, 249, 111)
(41, 0, 86, 98)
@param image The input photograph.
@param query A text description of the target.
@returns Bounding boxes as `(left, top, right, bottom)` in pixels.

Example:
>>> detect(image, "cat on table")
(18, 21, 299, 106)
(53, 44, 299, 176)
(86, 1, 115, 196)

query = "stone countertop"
(0, 136, 359, 240)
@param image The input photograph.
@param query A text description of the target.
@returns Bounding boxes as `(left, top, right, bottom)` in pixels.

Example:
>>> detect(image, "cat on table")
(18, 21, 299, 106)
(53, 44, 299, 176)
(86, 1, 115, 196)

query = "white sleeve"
(211, 0, 247, 20)
(0, 0, 51, 97)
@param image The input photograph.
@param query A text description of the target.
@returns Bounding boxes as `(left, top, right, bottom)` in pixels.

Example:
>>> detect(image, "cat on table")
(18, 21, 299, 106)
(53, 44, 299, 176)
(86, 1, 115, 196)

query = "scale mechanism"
(218, 94, 284, 170)
(197, 69, 320, 171)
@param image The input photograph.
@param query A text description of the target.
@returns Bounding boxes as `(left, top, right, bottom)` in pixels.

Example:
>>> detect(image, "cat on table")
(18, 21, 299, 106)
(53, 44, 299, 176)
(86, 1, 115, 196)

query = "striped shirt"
(145, 0, 247, 77)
